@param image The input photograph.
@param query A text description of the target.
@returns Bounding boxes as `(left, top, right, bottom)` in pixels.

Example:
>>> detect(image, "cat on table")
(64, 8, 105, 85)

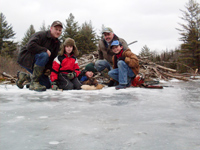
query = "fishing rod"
(128, 41, 138, 46)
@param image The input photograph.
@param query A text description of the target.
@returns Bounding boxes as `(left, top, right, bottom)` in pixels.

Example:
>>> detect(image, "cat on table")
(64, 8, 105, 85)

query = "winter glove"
(51, 80, 58, 85)
(51, 81, 58, 90)
(118, 57, 125, 61)
(67, 72, 76, 80)
(44, 69, 51, 76)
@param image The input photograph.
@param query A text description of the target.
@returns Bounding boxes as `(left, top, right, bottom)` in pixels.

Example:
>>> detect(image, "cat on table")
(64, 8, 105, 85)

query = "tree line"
(0, 0, 200, 74)
(139, 0, 200, 73)
(0, 13, 99, 58)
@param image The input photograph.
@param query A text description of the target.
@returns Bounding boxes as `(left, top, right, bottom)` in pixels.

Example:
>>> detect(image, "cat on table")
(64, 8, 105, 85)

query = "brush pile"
(137, 56, 199, 81)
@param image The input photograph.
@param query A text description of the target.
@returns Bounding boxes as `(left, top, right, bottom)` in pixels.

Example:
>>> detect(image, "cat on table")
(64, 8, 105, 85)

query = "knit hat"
(85, 63, 96, 73)
(60, 38, 79, 56)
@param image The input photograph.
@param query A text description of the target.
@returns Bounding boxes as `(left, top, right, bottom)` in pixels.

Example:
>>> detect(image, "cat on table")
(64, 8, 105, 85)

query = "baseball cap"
(102, 27, 113, 34)
(111, 40, 122, 48)
(51, 21, 63, 28)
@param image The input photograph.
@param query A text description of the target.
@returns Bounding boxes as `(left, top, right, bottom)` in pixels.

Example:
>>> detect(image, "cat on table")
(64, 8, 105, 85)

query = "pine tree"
(40, 21, 47, 31)
(21, 24, 36, 47)
(0, 13, 17, 56)
(62, 13, 80, 43)
(177, 0, 200, 72)
(139, 45, 151, 57)
(78, 21, 97, 55)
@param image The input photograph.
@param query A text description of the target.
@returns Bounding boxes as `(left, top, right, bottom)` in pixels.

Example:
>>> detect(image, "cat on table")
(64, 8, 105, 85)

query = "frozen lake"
(0, 80, 200, 150)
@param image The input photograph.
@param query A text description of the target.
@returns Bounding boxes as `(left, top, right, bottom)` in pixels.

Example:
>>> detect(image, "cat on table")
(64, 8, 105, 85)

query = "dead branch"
(160, 72, 189, 81)
(156, 64, 177, 73)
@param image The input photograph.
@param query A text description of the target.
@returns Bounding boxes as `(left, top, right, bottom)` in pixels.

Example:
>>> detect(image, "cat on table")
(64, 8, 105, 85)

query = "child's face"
(65, 46, 73, 55)
(112, 45, 122, 54)
(85, 71, 94, 78)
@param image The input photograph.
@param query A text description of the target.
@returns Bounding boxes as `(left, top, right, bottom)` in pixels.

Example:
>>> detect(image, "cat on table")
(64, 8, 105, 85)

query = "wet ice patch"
(169, 78, 182, 82)
(39, 116, 48, 119)
(16, 116, 25, 119)
(49, 141, 59, 145)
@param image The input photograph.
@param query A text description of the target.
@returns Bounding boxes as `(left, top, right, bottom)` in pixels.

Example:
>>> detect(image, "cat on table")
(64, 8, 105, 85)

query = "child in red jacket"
(50, 38, 81, 90)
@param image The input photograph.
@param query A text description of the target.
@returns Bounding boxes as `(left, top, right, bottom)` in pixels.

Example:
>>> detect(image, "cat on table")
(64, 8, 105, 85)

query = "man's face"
(103, 32, 114, 43)
(50, 26, 62, 38)
(112, 45, 122, 54)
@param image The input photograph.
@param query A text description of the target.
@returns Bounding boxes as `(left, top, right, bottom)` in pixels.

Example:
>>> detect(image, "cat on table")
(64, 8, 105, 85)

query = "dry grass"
(0, 56, 27, 77)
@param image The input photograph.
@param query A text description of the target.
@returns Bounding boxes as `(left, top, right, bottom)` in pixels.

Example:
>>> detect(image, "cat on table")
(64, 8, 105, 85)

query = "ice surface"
(0, 80, 200, 150)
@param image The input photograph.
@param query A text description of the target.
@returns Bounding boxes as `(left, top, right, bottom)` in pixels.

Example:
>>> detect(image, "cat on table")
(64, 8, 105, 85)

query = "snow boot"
(26, 83, 30, 88)
(16, 71, 31, 89)
(115, 84, 127, 90)
(29, 65, 46, 91)
(108, 79, 115, 87)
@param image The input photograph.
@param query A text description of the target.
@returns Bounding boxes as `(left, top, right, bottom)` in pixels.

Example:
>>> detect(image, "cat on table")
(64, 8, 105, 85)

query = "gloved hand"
(67, 72, 76, 80)
(118, 57, 125, 61)
(51, 81, 58, 85)
(51, 81, 58, 90)
(44, 69, 51, 76)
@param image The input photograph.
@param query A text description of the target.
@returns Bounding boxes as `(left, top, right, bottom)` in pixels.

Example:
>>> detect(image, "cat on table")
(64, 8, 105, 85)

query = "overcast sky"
(1, 0, 189, 55)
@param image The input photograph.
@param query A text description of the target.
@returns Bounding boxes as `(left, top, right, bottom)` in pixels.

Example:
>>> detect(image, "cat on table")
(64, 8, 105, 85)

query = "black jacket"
(17, 30, 61, 70)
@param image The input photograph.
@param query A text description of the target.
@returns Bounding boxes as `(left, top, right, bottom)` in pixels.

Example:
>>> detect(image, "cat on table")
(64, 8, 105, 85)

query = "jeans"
(34, 52, 49, 67)
(22, 52, 51, 89)
(108, 60, 135, 85)
(95, 60, 112, 72)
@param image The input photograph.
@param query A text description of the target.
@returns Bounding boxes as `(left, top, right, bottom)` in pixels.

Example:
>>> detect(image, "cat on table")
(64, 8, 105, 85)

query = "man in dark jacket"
(17, 20, 63, 91)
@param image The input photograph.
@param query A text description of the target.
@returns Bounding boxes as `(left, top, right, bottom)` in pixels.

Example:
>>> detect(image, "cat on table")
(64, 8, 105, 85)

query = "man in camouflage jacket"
(95, 27, 129, 72)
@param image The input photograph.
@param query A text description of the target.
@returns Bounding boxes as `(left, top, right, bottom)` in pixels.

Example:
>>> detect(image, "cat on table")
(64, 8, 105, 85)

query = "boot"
(16, 71, 31, 89)
(26, 83, 30, 88)
(115, 84, 127, 90)
(29, 64, 46, 91)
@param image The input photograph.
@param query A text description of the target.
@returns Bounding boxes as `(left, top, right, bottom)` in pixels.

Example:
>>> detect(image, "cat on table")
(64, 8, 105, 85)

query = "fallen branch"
(160, 71, 189, 81)
(2, 72, 17, 83)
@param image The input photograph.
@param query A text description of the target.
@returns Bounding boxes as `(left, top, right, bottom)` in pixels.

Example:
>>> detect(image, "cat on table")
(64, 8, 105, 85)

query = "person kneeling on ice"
(16, 21, 63, 91)
(50, 38, 82, 90)
(78, 63, 97, 85)
(108, 40, 139, 90)
(78, 63, 104, 90)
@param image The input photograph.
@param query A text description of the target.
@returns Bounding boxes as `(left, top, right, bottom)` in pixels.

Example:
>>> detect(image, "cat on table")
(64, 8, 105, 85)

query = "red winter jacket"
(50, 54, 81, 82)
